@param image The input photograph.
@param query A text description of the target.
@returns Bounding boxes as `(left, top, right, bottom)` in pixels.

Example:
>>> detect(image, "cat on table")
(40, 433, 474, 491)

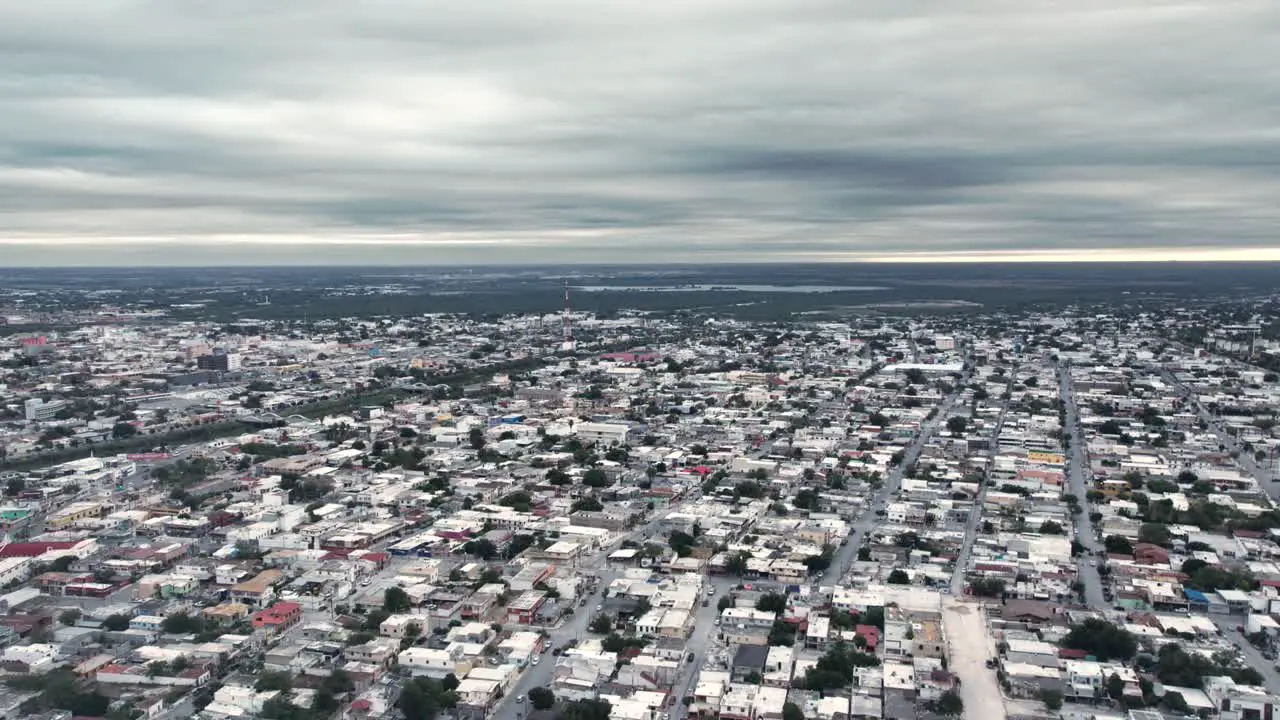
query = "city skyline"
(3, 0, 1278, 266)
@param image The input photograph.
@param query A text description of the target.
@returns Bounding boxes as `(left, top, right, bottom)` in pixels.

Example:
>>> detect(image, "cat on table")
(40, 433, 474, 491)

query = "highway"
(1055, 360, 1106, 609)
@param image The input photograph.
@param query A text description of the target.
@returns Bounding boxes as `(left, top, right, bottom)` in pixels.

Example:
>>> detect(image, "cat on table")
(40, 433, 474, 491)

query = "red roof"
(0, 541, 78, 558)
(855, 625, 880, 649)
(361, 552, 389, 563)
(1059, 648, 1088, 659)
(255, 601, 302, 624)
(350, 700, 372, 711)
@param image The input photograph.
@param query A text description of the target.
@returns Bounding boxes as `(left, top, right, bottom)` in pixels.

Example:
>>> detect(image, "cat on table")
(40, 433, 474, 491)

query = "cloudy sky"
(2, 0, 1278, 266)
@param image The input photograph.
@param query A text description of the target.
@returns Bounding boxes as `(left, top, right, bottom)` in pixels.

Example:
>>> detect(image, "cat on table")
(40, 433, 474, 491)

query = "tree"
(887, 569, 910, 585)
(1138, 522, 1171, 547)
(970, 578, 1005, 598)
(1106, 672, 1125, 700)
(399, 677, 459, 720)
(803, 548, 834, 574)
(558, 699, 612, 720)
(861, 606, 885, 629)
(529, 687, 556, 711)
(756, 592, 787, 614)
(856, 546, 872, 561)
(468, 427, 486, 451)
(932, 690, 964, 718)
(588, 615, 612, 634)
(1103, 535, 1134, 555)
(782, 702, 805, 720)
(112, 422, 138, 439)
(1040, 688, 1064, 711)
(161, 612, 203, 634)
(58, 609, 82, 626)
(768, 620, 797, 646)
(384, 586, 412, 613)
(717, 595, 734, 611)
(1062, 619, 1137, 661)
(668, 530, 696, 557)
(102, 613, 131, 631)
(4, 477, 24, 496)
(571, 496, 604, 513)
(792, 489, 819, 511)
(462, 538, 498, 560)
(582, 468, 611, 488)
(256, 671, 293, 692)
(1039, 520, 1064, 535)
(724, 551, 750, 576)
(802, 641, 880, 691)
(946, 416, 968, 435)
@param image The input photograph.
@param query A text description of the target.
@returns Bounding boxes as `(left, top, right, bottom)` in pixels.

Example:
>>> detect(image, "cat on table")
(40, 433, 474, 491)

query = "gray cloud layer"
(2, 0, 1279, 265)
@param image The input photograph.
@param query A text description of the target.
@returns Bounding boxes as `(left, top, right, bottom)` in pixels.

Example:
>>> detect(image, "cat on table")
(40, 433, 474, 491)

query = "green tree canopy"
(384, 586, 412, 612)
(1061, 619, 1137, 662)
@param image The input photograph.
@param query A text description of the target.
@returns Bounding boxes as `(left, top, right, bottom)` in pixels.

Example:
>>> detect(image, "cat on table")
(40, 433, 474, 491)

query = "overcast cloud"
(1, 0, 1278, 266)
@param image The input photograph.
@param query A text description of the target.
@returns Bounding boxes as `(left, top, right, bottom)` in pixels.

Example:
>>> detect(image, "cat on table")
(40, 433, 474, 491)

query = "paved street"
(491, 497, 715, 720)
(1212, 617, 1280, 694)
(839, 369, 970, 582)
(1161, 367, 1276, 495)
(1056, 361, 1106, 609)
(486, 356, 973, 717)
(665, 584, 724, 720)
(495, 570, 612, 720)
(949, 371, 1015, 595)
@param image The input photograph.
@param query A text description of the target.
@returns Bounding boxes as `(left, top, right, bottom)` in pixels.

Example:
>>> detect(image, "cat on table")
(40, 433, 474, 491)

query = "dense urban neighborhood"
(4, 296, 1280, 720)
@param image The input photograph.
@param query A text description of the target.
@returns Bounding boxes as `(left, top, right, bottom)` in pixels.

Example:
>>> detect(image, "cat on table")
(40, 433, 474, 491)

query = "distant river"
(573, 284, 887, 293)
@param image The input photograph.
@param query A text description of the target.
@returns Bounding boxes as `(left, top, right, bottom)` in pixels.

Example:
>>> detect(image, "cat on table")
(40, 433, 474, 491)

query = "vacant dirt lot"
(943, 598, 1007, 720)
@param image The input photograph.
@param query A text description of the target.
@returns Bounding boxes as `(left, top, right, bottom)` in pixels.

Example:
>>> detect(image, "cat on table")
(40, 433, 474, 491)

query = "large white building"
(574, 422, 632, 445)
(24, 398, 67, 421)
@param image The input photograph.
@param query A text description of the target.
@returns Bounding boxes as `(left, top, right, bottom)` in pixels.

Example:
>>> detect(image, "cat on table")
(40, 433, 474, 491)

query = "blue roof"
(1183, 589, 1209, 602)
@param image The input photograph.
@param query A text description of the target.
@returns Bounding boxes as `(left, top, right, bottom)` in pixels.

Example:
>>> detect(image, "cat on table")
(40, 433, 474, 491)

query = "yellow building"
(1026, 451, 1065, 466)
(46, 502, 104, 530)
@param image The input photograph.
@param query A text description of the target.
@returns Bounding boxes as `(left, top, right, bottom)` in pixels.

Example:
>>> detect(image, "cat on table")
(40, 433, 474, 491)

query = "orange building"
(251, 601, 302, 633)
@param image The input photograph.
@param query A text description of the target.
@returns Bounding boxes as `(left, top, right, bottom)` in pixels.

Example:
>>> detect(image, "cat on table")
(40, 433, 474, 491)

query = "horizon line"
(4, 243, 1280, 267)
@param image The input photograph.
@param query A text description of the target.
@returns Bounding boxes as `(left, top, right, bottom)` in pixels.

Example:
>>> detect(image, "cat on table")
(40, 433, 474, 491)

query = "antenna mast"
(562, 282, 574, 351)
